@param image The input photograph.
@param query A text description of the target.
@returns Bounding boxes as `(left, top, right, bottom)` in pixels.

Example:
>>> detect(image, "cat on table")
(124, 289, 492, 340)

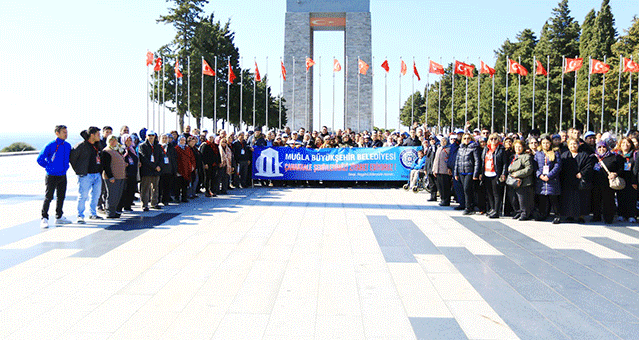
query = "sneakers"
(89, 215, 103, 220)
(629, 217, 638, 223)
(55, 216, 72, 225)
(40, 218, 49, 228)
(77, 217, 85, 224)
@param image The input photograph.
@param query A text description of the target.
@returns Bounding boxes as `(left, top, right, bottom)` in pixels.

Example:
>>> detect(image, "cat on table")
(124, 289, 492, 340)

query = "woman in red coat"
(175, 136, 195, 202)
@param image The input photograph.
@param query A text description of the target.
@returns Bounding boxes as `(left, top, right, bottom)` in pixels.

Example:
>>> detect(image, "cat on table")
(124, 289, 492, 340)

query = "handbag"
(598, 159, 626, 190)
(506, 176, 521, 188)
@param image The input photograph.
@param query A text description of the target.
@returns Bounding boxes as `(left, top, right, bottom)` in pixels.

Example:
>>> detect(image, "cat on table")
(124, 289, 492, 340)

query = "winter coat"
(593, 153, 624, 187)
(617, 150, 639, 187)
(199, 141, 221, 167)
(232, 140, 252, 162)
(560, 150, 594, 190)
(159, 144, 178, 175)
(122, 149, 139, 179)
(70, 140, 102, 176)
(508, 153, 534, 187)
(480, 144, 508, 178)
(220, 144, 234, 175)
(138, 140, 163, 177)
(446, 141, 459, 171)
(175, 145, 195, 181)
(534, 151, 562, 196)
(412, 156, 426, 171)
(403, 137, 422, 146)
(454, 142, 481, 178)
(424, 143, 437, 175)
(37, 138, 71, 176)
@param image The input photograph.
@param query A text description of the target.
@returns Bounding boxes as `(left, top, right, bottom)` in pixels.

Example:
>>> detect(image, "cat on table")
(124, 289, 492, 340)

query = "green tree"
(1, 142, 35, 152)
(611, 17, 639, 133)
(400, 91, 425, 126)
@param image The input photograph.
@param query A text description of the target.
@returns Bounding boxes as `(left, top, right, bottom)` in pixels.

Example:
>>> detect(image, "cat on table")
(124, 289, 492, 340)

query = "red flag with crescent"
(306, 57, 315, 72)
(202, 59, 214, 76)
(429, 60, 444, 75)
(622, 58, 639, 73)
(281, 60, 287, 80)
(358, 59, 369, 75)
(590, 59, 610, 74)
(175, 60, 183, 78)
(381, 59, 389, 73)
(153, 57, 162, 72)
(413, 61, 421, 81)
(535, 60, 547, 76)
(228, 60, 236, 84)
(508, 59, 528, 76)
(454, 61, 475, 77)
(333, 59, 342, 72)
(400, 60, 407, 76)
(480, 61, 495, 77)
(254, 62, 261, 82)
(564, 58, 583, 73)
(146, 51, 154, 66)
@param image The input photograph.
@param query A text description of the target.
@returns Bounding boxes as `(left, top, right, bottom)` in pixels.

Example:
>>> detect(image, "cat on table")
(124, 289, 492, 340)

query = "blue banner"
(252, 146, 421, 181)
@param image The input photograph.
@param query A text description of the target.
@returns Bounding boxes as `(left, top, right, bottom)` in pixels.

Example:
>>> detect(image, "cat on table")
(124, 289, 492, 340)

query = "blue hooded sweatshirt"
(37, 138, 71, 176)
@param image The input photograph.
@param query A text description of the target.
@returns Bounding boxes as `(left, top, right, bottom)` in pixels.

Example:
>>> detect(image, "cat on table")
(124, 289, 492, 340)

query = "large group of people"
(37, 121, 638, 227)
(408, 123, 639, 225)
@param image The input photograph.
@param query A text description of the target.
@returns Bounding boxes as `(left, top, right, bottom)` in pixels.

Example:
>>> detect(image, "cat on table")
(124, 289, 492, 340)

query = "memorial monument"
(283, 0, 372, 131)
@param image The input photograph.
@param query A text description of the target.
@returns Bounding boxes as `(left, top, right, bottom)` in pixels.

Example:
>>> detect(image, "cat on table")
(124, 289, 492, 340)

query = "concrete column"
(344, 12, 372, 132)
(283, 12, 313, 131)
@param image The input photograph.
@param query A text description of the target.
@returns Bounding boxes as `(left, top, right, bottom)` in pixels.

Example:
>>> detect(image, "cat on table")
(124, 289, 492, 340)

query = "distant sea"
(0, 133, 84, 151)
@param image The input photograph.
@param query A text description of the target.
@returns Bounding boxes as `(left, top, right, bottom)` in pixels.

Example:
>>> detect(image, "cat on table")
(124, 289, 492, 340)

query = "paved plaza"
(0, 155, 638, 339)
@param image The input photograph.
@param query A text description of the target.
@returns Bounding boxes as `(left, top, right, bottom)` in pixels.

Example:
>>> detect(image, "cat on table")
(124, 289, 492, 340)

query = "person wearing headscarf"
(117, 134, 138, 212)
(101, 135, 126, 218)
(615, 137, 638, 223)
(175, 136, 195, 202)
(158, 133, 178, 206)
(218, 136, 234, 194)
(592, 140, 624, 224)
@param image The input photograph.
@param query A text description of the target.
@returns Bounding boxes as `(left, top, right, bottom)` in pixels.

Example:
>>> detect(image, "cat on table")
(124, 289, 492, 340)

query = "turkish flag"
(381, 60, 389, 73)
(228, 60, 236, 84)
(153, 58, 162, 72)
(358, 59, 369, 75)
(622, 58, 639, 73)
(454, 61, 474, 77)
(429, 60, 444, 75)
(334, 59, 342, 72)
(254, 62, 261, 82)
(400, 60, 407, 76)
(412, 61, 421, 81)
(508, 59, 528, 76)
(146, 51, 154, 66)
(535, 60, 547, 76)
(175, 60, 183, 78)
(564, 58, 583, 73)
(590, 59, 610, 74)
(202, 59, 214, 76)
(306, 57, 315, 72)
(281, 60, 287, 80)
(479, 61, 495, 77)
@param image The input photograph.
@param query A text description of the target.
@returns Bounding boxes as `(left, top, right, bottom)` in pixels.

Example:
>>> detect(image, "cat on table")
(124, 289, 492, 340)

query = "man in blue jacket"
(37, 125, 72, 228)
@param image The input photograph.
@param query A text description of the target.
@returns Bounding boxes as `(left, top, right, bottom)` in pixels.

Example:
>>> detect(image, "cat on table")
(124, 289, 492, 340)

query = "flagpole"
(399, 57, 402, 131)
(153, 57, 156, 132)
(358, 55, 361, 132)
(476, 57, 480, 129)
(188, 56, 191, 130)
(226, 56, 230, 132)
(438, 58, 442, 133)
(573, 55, 578, 129)
(266, 56, 269, 131)
(505, 56, 509, 133)
(292, 56, 296, 130)
(560, 56, 565, 131)
(601, 56, 606, 133)
(587, 56, 591, 131)
(279, 57, 283, 130)
(532, 55, 536, 130)
(426, 57, 430, 127)
(517, 56, 521, 133)
(332, 56, 336, 131)
(254, 57, 257, 129)
(491, 70, 495, 133)
(201, 56, 204, 134)
(371, 56, 374, 131)
(629, 56, 633, 132)
(240, 57, 244, 130)
(318, 56, 322, 131)
(411, 57, 415, 127)
(545, 55, 550, 134)
(303, 56, 309, 129)
(175, 59, 178, 131)
(616, 55, 622, 136)
(464, 57, 468, 127)
(345, 55, 349, 129)
(385, 57, 388, 130)
(452, 57, 455, 132)
(147, 51, 150, 129)
(214, 57, 217, 133)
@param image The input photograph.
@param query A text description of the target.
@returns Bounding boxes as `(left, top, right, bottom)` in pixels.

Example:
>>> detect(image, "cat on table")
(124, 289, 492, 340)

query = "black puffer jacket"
(159, 144, 178, 175)
(480, 144, 509, 178)
(138, 140, 163, 177)
(454, 141, 481, 178)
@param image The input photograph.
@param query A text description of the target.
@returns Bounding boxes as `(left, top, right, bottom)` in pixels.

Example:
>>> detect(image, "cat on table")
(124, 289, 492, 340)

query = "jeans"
(77, 173, 102, 218)
(460, 174, 475, 211)
(42, 175, 67, 219)
(453, 177, 465, 207)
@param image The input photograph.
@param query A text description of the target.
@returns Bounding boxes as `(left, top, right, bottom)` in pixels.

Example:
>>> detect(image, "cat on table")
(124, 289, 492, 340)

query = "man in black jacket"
(159, 133, 178, 206)
(233, 133, 253, 188)
(138, 131, 163, 211)
(424, 138, 439, 201)
(403, 129, 422, 146)
(199, 135, 221, 197)
(70, 127, 103, 224)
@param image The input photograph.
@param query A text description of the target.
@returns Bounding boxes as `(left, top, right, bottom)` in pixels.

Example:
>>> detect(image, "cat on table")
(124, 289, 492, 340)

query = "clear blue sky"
(0, 0, 636, 135)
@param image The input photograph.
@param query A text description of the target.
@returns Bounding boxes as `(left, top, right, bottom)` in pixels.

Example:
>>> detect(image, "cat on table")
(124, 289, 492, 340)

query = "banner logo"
(399, 149, 419, 170)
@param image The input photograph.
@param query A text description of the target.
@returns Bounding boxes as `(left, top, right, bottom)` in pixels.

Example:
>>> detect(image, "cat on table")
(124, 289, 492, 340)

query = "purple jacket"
(534, 151, 562, 196)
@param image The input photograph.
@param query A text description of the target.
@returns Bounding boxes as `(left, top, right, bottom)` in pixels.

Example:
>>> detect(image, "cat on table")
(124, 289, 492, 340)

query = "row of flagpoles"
(146, 51, 639, 134)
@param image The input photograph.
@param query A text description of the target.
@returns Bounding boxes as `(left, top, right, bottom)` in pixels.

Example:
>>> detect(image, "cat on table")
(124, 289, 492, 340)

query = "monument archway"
(283, 0, 372, 131)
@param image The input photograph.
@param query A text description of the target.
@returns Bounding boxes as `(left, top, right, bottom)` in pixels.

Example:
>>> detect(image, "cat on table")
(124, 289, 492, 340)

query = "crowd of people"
(36, 122, 638, 227)
(407, 123, 639, 225)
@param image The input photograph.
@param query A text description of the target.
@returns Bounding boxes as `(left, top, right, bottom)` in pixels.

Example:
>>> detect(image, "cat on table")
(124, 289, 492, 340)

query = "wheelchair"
(403, 171, 431, 193)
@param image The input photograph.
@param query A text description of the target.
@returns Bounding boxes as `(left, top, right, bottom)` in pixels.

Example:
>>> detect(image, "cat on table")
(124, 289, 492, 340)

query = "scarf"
(177, 136, 187, 149)
(595, 141, 610, 159)
(120, 134, 136, 158)
(107, 135, 124, 153)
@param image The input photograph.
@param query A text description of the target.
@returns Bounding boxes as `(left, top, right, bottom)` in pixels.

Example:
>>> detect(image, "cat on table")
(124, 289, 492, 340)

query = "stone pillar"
(283, 12, 313, 131)
(345, 12, 372, 132)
